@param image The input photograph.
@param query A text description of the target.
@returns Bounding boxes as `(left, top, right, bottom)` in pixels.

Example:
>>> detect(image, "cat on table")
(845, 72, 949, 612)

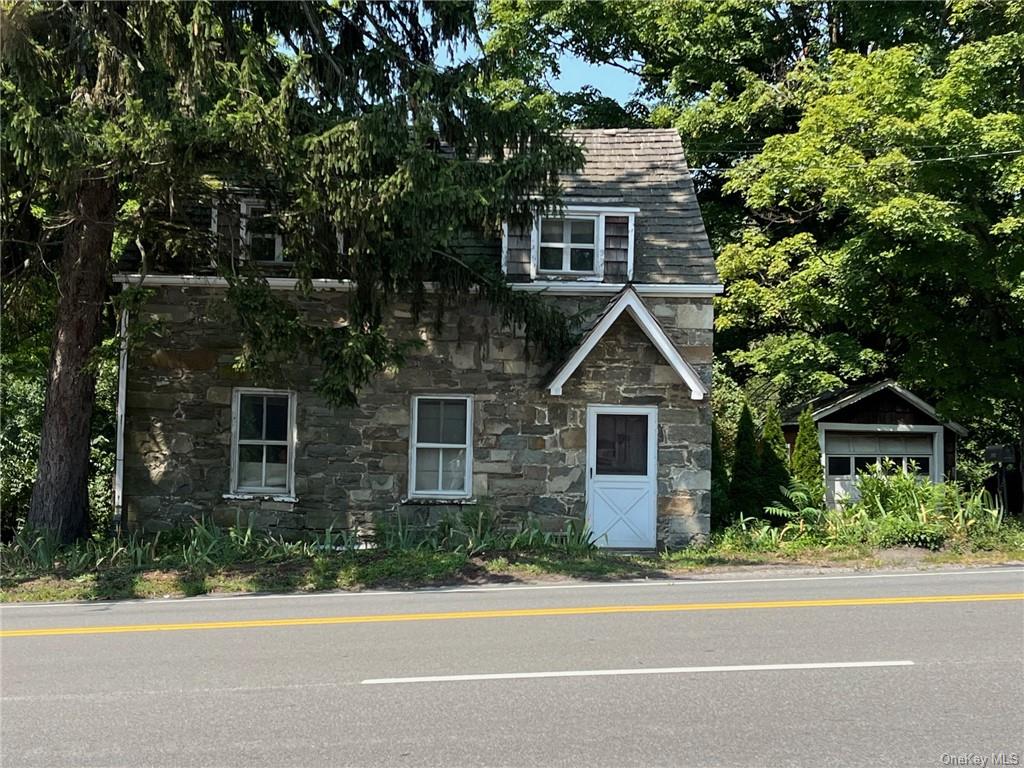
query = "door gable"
(547, 287, 707, 400)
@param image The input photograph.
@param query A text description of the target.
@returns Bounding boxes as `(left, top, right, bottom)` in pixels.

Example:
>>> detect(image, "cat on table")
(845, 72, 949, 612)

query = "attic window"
(240, 199, 284, 262)
(539, 216, 597, 273)
(502, 205, 638, 282)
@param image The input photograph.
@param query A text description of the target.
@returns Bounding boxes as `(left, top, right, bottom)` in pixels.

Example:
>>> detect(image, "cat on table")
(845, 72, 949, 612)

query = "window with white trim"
(505, 206, 637, 282)
(240, 199, 284, 262)
(409, 396, 473, 498)
(828, 454, 932, 477)
(539, 216, 598, 273)
(231, 389, 295, 494)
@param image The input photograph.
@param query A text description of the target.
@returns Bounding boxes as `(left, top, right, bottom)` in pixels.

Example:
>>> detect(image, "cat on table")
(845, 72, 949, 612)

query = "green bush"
(751, 467, 1013, 553)
(710, 422, 731, 529)
(728, 403, 762, 517)
(759, 404, 791, 510)
(870, 515, 946, 550)
(790, 407, 824, 500)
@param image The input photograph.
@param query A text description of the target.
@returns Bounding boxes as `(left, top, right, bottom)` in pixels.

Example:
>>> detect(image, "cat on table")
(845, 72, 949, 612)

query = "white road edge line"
(361, 660, 916, 685)
(3, 568, 1022, 610)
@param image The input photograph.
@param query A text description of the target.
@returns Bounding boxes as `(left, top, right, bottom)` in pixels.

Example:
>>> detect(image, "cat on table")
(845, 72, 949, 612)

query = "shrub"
(759, 404, 791, 510)
(790, 407, 823, 499)
(871, 515, 946, 550)
(728, 403, 762, 518)
(710, 422, 731, 529)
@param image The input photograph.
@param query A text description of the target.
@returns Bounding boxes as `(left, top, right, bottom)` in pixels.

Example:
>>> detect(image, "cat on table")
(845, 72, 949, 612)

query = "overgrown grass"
(725, 466, 1024, 554)
(0, 511, 603, 602)
(2, 477, 1022, 604)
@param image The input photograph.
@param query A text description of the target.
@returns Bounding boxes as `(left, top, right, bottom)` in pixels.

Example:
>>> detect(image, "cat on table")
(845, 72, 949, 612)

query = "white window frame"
(537, 214, 601, 276)
(239, 198, 285, 263)
(512, 205, 638, 282)
(817, 423, 943, 484)
(408, 395, 474, 499)
(230, 388, 297, 495)
(827, 454, 933, 478)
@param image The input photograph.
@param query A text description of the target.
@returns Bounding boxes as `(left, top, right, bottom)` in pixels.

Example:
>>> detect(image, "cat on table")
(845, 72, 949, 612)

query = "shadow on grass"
(493, 552, 668, 580)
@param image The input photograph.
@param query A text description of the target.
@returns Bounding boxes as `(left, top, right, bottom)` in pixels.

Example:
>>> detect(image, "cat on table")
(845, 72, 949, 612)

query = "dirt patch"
(873, 547, 935, 565)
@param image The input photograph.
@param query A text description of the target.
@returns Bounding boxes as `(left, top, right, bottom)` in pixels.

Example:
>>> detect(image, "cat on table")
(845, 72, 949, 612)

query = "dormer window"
(240, 199, 284, 263)
(539, 216, 597, 274)
(502, 205, 638, 283)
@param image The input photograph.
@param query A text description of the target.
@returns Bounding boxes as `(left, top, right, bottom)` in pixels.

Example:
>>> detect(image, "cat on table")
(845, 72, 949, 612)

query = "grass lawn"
(3, 544, 1022, 604)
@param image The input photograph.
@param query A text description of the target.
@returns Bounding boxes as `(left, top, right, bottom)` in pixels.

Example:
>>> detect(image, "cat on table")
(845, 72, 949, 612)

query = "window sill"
(402, 496, 477, 506)
(536, 273, 603, 281)
(223, 492, 299, 503)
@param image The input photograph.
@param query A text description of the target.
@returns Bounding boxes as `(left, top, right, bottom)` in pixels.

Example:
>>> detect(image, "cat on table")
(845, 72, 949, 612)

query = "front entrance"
(586, 405, 658, 549)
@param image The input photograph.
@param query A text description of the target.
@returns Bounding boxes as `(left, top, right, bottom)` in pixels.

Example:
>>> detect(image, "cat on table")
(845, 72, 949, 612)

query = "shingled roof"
(561, 129, 716, 285)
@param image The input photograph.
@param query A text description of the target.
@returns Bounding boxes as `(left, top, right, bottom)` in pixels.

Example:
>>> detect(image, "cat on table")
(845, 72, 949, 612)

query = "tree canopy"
(487, 0, 1024, 465)
(2, 0, 580, 541)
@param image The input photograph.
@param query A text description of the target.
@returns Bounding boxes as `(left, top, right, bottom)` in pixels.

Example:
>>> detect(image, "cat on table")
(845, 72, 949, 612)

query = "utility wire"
(688, 147, 1024, 174)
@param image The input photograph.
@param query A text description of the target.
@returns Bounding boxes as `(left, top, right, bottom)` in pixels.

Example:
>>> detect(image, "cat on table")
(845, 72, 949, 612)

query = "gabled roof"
(561, 129, 717, 285)
(546, 287, 707, 400)
(782, 379, 967, 436)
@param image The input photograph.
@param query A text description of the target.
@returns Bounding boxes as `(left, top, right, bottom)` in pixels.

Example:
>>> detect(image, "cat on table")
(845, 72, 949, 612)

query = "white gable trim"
(812, 380, 966, 436)
(548, 288, 707, 400)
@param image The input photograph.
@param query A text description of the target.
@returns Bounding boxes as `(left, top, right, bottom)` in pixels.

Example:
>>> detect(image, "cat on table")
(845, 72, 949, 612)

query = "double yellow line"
(2, 592, 1021, 639)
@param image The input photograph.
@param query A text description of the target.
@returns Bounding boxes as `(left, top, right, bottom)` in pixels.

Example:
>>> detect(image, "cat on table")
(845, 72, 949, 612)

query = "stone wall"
(123, 286, 713, 547)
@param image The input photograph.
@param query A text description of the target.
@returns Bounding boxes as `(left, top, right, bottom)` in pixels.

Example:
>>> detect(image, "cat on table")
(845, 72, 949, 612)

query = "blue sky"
(437, 38, 643, 105)
(550, 55, 642, 103)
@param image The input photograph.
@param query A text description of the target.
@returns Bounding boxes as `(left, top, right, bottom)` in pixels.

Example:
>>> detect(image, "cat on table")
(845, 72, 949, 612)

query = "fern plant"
(764, 479, 826, 526)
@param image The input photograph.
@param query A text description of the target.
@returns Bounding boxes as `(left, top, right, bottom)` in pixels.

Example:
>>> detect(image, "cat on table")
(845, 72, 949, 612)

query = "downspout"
(112, 307, 129, 533)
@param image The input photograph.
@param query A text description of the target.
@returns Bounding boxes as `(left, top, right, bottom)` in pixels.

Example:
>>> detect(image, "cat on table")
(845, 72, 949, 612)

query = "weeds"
(0, 503, 597, 583)
(728, 466, 1022, 553)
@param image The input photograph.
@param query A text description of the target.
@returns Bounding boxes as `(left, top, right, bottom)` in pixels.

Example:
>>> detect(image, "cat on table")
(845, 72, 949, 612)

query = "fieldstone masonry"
(123, 285, 714, 548)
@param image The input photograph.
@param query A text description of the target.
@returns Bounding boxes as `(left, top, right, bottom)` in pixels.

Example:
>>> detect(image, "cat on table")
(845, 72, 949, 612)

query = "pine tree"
(728, 403, 762, 518)
(3, 2, 578, 543)
(760, 404, 791, 507)
(710, 422, 730, 530)
(790, 407, 824, 498)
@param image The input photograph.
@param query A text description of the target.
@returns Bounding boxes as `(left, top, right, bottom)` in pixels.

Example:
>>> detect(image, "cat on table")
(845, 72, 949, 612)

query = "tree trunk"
(27, 176, 116, 544)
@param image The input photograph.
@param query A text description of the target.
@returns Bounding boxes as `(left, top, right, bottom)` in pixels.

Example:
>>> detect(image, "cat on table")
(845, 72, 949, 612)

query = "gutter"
(112, 274, 725, 298)
(112, 308, 129, 533)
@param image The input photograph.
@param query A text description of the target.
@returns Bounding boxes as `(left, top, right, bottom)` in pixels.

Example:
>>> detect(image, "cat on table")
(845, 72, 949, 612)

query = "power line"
(688, 147, 1024, 174)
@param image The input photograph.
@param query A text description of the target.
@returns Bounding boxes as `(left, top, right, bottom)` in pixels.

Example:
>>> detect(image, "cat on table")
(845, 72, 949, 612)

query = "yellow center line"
(1, 593, 1021, 639)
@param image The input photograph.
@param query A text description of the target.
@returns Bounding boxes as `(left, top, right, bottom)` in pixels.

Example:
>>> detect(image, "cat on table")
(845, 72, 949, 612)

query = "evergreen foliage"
(2, 1, 581, 541)
(790, 408, 824, 499)
(728, 403, 762, 518)
(710, 422, 731, 530)
(759, 404, 791, 508)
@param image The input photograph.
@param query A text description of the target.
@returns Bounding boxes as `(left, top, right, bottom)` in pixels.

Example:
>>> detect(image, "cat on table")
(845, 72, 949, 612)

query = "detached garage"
(782, 380, 967, 507)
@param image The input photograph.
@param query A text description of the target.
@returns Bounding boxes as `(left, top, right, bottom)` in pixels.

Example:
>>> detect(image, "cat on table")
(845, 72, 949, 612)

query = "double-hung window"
(409, 396, 473, 498)
(505, 205, 638, 281)
(231, 389, 296, 495)
(538, 216, 598, 274)
(240, 199, 284, 262)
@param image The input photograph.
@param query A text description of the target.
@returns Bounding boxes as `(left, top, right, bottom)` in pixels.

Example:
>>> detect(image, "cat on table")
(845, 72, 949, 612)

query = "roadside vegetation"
(3, 470, 1021, 604)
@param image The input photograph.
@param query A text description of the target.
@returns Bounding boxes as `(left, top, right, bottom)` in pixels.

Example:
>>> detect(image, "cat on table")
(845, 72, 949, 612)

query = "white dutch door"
(586, 405, 658, 549)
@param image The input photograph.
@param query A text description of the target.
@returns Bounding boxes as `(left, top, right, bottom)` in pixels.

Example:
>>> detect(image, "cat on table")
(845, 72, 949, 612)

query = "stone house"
(114, 129, 722, 549)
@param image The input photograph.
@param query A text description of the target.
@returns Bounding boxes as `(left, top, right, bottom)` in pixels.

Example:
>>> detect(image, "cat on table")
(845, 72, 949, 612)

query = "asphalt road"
(2, 567, 1023, 768)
